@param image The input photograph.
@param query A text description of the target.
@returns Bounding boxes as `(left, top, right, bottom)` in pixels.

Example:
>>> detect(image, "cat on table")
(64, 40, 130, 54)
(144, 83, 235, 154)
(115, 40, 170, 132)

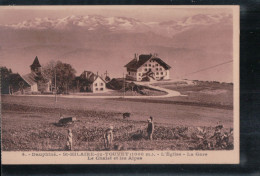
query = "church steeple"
(30, 56, 41, 74)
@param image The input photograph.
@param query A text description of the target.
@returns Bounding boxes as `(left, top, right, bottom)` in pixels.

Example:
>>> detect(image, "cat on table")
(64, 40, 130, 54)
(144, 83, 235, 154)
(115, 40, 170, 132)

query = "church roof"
(22, 73, 37, 86)
(30, 56, 41, 68)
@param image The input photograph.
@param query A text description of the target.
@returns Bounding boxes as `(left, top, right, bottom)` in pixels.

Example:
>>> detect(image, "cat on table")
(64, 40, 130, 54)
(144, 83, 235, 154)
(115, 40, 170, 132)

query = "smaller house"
(75, 71, 106, 93)
(8, 73, 30, 94)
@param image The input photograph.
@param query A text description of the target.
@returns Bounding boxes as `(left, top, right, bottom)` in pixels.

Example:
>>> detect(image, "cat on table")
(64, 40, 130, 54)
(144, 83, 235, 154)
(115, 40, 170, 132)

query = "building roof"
(22, 73, 37, 86)
(124, 54, 171, 70)
(150, 58, 171, 70)
(124, 54, 152, 70)
(30, 56, 41, 68)
(80, 71, 106, 84)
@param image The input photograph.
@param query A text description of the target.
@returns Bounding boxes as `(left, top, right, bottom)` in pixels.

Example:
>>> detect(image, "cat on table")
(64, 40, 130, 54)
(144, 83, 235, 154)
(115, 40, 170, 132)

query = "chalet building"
(75, 71, 106, 93)
(124, 54, 171, 81)
(21, 56, 51, 93)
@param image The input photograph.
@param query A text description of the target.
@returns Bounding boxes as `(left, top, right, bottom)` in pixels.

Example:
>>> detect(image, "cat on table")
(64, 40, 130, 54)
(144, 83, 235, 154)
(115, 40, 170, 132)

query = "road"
(17, 81, 182, 99)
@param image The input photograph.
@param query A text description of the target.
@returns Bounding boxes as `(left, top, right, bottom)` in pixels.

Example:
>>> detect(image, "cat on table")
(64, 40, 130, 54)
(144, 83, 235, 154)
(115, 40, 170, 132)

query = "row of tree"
(1, 67, 13, 94)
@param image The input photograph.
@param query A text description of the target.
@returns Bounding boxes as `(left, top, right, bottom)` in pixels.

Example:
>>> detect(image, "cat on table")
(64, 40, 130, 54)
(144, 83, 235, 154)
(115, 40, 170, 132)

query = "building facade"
(75, 71, 106, 93)
(125, 54, 171, 81)
(90, 76, 106, 93)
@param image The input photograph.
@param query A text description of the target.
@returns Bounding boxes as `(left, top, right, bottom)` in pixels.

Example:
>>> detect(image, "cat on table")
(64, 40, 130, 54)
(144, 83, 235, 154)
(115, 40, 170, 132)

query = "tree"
(0, 66, 12, 94)
(42, 61, 76, 94)
(42, 60, 57, 80)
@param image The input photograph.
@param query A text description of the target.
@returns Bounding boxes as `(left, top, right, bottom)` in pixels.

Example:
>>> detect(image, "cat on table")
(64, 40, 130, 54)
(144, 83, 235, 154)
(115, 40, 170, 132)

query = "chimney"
(135, 53, 139, 62)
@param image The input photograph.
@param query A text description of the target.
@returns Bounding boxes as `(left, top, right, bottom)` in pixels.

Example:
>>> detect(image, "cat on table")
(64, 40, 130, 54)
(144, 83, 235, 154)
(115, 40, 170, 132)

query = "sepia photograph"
(1, 5, 239, 164)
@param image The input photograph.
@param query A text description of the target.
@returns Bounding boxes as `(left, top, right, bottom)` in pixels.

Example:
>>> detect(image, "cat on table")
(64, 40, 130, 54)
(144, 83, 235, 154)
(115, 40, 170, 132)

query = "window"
(128, 72, 130, 75)
(100, 88, 103, 91)
(161, 72, 163, 75)
(149, 64, 151, 67)
(145, 68, 147, 71)
(156, 68, 158, 71)
(156, 64, 158, 66)
(160, 68, 162, 71)
(145, 64, 147, 66)
(138, 73, 141, 76)
(100, 83, 103, 86)
(156, 72, 159, 75)
(95, 88, 98, 91)
(95, 83, 97, 86)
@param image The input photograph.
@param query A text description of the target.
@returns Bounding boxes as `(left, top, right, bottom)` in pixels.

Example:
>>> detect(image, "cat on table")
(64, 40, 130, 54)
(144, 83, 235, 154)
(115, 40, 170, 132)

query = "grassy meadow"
(1, 81, 234, 151)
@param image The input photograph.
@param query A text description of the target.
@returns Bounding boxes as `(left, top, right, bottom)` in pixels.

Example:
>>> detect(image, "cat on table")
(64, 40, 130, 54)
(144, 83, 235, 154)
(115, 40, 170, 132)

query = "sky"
(0, 6, 237, 82)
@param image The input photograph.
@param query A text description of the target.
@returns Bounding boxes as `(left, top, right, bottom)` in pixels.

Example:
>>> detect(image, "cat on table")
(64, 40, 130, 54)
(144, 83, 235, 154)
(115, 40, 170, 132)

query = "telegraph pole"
(55, 69, 57, 102)
(123, 73, 125, 98)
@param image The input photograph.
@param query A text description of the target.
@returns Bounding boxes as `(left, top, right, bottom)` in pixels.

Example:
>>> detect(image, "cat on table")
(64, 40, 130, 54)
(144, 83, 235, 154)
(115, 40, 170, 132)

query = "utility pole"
(55, 69, 57, 102)
(123, 73, 125, 98)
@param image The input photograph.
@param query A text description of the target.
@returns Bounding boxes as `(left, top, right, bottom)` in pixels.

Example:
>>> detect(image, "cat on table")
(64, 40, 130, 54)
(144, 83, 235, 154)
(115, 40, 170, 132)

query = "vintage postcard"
(1, 5, 239, 164)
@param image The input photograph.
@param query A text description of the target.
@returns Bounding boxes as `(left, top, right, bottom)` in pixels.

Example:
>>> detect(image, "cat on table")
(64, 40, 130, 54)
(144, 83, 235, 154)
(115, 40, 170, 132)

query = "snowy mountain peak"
(3, 15, 145, 31)
(1, 13, 232, 37)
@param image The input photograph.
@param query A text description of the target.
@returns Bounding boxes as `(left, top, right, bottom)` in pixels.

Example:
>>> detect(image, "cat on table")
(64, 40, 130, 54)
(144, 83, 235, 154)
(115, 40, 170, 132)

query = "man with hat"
(104, 125, 114, 149)
(66, 129, 73, 150)
(147, 116, 154, 140)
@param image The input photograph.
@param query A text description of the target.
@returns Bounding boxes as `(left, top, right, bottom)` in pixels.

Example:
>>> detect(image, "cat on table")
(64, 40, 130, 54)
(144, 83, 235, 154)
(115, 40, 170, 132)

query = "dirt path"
(134, 81, 182, 97)
(15, 81, 182, 99)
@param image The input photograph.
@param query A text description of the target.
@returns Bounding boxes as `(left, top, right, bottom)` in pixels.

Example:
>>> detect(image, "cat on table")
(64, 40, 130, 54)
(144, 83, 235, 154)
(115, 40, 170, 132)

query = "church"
(21, 56, 51, 93)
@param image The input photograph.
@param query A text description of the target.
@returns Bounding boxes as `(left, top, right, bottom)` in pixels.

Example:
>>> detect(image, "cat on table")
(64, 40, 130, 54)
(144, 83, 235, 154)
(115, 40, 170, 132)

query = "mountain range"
(0, 13, 233, 82)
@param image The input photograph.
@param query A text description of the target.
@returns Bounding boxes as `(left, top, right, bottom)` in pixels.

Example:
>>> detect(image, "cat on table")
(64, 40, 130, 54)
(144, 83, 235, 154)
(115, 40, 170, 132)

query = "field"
(152, 80, 233, 107)
(2, 81, 234, 151)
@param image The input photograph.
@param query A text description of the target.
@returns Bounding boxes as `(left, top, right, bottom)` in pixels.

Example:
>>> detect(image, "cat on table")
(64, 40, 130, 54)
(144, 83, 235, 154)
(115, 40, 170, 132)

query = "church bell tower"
(30, 56, 42, 75)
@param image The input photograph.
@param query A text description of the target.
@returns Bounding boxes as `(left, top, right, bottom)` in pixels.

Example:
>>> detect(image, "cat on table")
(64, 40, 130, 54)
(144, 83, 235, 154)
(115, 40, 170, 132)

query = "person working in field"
(66, 129, 73, 150)
(147, 116, 154, 140)
(104, 126, 114, 150)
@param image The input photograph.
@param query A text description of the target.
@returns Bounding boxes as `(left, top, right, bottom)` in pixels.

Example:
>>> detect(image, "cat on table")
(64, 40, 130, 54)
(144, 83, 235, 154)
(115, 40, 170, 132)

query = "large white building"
(124, 54, 171, 81)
